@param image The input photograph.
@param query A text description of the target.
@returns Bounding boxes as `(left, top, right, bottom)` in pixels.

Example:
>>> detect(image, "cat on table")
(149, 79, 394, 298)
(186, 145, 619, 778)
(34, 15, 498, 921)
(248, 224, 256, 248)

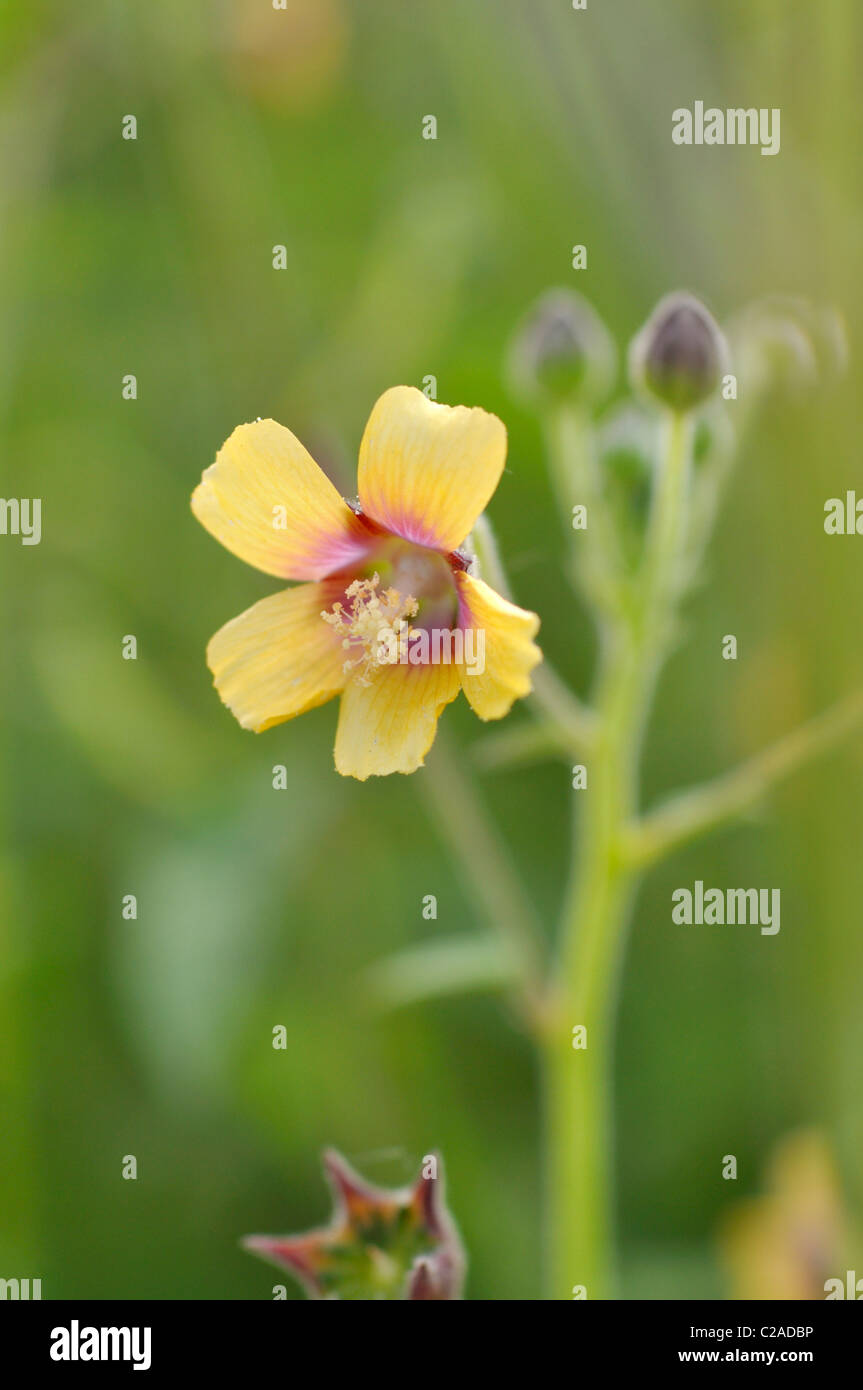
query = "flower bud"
(508, 289, 616, 407)
(726, 295, 847, 395)
(629, 292, 727, 413)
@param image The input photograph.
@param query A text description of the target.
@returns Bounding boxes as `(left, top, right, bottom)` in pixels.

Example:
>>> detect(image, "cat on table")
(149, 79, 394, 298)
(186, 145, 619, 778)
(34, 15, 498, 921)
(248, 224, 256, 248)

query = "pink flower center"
(322, 539, 459, 681)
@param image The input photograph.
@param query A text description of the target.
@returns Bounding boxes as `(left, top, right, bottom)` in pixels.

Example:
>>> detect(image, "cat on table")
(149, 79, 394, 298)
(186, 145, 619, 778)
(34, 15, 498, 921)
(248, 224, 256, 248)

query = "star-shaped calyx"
(242, 1149, 465, 1300)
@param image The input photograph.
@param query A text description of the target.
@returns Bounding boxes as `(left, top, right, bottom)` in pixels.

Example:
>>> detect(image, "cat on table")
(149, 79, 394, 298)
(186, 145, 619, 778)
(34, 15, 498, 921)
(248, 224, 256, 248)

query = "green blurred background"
(1, 0, 861, 1299)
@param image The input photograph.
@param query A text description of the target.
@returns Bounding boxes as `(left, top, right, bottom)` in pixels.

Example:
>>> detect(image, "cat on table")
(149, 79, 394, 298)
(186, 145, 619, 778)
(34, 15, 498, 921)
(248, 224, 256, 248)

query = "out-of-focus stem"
(624, 688, 863, 870)
(543, 407, 627, 620)
(474, 718, 574, 771)
(422, 730, 546, 1020)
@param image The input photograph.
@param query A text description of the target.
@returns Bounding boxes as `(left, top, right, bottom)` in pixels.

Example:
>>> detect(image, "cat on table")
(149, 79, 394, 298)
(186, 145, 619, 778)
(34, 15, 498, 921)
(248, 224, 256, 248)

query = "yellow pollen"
(321, 574, 418, 684)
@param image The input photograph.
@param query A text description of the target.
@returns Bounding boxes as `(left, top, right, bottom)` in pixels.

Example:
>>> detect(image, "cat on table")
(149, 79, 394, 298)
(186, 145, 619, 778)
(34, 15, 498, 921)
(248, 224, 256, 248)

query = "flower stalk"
(542, 403, 694, 1299)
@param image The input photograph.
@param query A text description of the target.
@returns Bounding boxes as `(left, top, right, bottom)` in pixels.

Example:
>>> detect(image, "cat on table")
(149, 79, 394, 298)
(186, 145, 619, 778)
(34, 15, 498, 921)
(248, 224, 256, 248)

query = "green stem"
(544, 406, 626, 619)
(543, 407, 693, 1300)
(474, 718, 575, 771)
(624, 687, 863, 870)
(422, 730, 546, 1020)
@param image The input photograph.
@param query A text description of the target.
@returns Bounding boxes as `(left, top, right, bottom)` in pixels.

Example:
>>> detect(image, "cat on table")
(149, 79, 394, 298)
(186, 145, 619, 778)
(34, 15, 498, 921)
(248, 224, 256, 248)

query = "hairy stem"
(543, 407, 693, 1299)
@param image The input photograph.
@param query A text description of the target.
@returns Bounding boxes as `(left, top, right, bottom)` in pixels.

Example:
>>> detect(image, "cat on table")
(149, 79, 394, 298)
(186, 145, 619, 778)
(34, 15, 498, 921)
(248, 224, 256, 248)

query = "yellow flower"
(192, 386, 541, 779)
(720, 1131, 849, 1300)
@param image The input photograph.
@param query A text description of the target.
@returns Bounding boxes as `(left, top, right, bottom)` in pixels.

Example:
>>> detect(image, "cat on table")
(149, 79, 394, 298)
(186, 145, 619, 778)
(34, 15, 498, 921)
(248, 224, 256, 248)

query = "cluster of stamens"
(322, 574, 418, 684)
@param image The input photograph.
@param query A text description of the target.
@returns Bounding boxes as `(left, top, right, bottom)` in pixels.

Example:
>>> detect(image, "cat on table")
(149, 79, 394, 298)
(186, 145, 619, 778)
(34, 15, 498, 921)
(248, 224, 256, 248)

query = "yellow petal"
(192, 418, 374, 581)
(207, 580, 346, 732)
(456, 572, 541, 720)
(357, 386, 507, 552)
(334, 661, 461, 780)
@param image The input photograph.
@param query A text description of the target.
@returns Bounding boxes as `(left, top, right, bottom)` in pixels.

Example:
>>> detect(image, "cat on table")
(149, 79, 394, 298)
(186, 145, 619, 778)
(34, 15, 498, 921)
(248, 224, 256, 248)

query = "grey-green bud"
(508, 289, 616, 407)
(629, 292, 727, 413)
